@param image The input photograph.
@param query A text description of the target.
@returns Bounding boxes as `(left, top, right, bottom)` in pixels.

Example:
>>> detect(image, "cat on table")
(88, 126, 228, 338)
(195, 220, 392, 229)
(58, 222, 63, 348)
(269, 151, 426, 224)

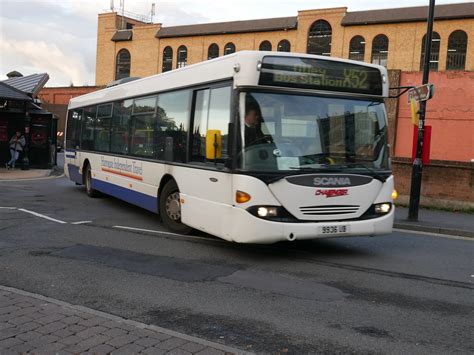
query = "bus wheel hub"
(166, 192, 181, 220)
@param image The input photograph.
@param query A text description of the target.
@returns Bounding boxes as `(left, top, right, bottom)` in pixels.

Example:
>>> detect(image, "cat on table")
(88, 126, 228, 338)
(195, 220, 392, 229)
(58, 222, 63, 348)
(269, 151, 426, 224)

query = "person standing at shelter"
(6, 131, 25, 169)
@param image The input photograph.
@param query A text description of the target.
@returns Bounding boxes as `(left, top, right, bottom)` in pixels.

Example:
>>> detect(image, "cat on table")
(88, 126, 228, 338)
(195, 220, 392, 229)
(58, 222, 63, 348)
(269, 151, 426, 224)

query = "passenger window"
(111, 100, 132, 155)
(81, 106, 97, 150)
(66, 109, 82, 149)
(156, 90, 191, 162)
(95, 104, 112, 152)
(130, 97, 157, 158)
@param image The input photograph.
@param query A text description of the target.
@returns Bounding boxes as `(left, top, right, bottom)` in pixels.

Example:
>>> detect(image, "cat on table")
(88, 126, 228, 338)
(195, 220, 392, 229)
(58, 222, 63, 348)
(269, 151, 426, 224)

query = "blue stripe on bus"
(91, 179, 158, 213)
(68, 164, 82, 184)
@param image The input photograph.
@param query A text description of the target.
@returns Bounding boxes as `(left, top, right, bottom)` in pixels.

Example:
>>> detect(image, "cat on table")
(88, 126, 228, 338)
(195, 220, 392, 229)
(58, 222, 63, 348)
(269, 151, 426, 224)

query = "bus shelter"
(0, 73, 57, 169)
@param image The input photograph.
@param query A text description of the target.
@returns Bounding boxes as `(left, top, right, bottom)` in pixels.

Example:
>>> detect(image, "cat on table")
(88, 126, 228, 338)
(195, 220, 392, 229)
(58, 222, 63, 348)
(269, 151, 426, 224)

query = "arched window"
(259, 40, 272, 51)
(277, 40, 291, 52)
(208, 43, 219, 60)
(446, 30, 468, 70)
(224, 42, 236, 55)
(115, 49, 131, 80)
(420, 32, 440, 71)
(371, 34, 389, 67)
(177, 45, 187, 68)
(162, 46, 173, 72)
(349, 36, 365, 62)
(307, 20, 332, 56)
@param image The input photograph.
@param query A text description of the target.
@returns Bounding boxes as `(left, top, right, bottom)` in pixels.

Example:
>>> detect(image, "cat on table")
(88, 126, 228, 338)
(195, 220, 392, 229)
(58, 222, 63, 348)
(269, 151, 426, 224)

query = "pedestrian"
(6, 130, 26, 169)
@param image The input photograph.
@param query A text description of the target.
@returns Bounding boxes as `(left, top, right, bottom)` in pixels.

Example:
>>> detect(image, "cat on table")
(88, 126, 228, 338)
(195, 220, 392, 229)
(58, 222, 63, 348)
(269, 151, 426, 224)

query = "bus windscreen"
(258, 56, 383, 96)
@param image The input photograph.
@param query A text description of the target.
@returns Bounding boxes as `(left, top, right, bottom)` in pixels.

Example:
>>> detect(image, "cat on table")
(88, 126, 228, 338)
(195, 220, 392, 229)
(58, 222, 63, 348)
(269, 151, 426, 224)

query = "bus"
(65, 51, 396, 244)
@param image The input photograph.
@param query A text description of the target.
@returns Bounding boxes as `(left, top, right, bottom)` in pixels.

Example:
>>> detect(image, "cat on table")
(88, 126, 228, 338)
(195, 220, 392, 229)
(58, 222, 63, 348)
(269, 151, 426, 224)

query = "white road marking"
(112, 225, 216, 242)
(0, 174, 65, 183)
(17, 208, 67, 224)
(393, 228, 473, 241)
(71, 221, 92, 225)
(0, 207, 17, 210)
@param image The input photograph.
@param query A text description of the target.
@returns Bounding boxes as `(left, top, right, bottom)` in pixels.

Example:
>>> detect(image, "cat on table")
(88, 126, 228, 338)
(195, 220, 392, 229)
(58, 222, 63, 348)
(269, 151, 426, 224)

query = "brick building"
(95, 3, 473, 86)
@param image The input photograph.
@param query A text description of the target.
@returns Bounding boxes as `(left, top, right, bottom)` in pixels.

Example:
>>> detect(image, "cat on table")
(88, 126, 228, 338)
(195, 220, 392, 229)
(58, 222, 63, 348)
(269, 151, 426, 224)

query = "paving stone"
(155, 338, 188, 351)
(147, 332, 172, 341)
(72, 334, 111, 352)
(0, 306, 18, 315)
(62, 315, 83, 325)
(133, 336, 161, 348)
(179, 342, 207, 353)
(86, 343, 116, 354)
(32, 341, 67, 353)
(141, 346, 167, 355)
(106, 334, 140, 348)
(195, 348, 226, 355)
(36, 313, 66, 325)
(0, 322, 15, 331)
(167, 348, 193, 355)
(76, 326, 108, 339)
(8, 306, 37, 317)
(25, 334, 60, 347)
(52, 328, 74, 338)
(35, 320, 67, 334)
(78, 317, 109, 328)
(5, 342, 33, 353)
(16, 321, 41, 332)
(0, 327, 23, 341)
(66, 324, 87, 333)
(102, 328, 128, 338)
(16, 330, 43, 341)
(0, 337, 23, 349)
(25, 311, 50, 320)
(110, 343, 144, 355)
(8, 315, 33, 326)
(58, 335, 82, 346)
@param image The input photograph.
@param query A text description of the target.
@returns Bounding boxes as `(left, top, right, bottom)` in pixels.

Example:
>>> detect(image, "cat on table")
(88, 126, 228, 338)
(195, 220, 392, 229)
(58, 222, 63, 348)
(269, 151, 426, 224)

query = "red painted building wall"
(395, 71, 474, 162)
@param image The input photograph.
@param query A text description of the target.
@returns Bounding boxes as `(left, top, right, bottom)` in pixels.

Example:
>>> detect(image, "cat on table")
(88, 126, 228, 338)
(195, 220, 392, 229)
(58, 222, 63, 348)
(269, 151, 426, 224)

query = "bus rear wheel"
(159, 180, 192, 234)
(84, 164, 100, 198)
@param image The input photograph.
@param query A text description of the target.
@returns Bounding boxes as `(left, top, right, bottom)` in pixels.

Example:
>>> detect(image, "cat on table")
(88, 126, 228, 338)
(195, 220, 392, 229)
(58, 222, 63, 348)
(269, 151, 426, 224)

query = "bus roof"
(69, 51, 389, 109)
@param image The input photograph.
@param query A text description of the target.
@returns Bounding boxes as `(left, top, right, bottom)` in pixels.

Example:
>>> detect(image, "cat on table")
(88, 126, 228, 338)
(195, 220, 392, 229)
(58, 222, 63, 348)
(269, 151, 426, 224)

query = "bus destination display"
(258, 56, 383, 96)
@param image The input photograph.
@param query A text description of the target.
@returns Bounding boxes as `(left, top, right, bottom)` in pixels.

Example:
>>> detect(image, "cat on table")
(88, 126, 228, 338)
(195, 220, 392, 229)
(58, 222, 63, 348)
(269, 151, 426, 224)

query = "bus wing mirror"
(407, 83, 435, 103)
(206, 129, 222, 160)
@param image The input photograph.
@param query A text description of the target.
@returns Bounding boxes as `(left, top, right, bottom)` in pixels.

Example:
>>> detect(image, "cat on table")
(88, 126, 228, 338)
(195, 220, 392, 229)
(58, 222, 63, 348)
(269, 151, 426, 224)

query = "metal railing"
(446, 52, 466, 70)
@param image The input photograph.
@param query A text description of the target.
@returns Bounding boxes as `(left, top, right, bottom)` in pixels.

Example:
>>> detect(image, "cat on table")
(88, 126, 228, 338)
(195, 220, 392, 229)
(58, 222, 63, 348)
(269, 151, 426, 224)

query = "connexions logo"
(315, 189, 349, 198)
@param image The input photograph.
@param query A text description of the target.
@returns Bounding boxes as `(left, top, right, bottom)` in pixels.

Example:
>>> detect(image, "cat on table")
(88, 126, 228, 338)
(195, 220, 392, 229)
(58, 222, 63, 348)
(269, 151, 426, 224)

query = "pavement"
(0, 286, 243, 355)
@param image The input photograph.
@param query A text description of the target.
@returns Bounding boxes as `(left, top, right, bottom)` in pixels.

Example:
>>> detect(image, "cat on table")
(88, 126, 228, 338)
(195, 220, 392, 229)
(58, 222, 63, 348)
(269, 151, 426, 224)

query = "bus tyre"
(159, 180, 192, 234)
(84, 164, 100, 198)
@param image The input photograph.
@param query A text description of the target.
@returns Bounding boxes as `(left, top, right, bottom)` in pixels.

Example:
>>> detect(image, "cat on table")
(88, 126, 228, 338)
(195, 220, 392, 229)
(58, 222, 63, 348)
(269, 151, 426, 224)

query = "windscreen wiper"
(343, 163, 388, 182)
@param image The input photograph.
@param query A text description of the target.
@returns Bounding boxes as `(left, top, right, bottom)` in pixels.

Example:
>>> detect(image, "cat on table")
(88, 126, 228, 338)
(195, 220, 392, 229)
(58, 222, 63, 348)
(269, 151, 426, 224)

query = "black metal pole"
(408, 0, 436, 220)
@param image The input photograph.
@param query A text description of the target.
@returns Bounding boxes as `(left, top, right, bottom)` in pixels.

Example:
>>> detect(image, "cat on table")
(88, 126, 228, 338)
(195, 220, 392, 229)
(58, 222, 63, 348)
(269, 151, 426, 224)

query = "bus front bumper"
(226, 207, 395, 244)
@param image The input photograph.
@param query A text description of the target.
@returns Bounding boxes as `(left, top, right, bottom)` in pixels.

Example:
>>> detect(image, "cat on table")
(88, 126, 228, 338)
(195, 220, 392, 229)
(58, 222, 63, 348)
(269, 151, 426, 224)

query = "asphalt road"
(0, 158, 472, 354)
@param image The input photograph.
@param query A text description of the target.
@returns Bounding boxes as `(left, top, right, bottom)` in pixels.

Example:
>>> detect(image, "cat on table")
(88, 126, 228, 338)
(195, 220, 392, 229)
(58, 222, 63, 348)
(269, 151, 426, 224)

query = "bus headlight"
(374, 203, 392, 214)
(257, 207, 278, 217)
(246, 206, 297, 222)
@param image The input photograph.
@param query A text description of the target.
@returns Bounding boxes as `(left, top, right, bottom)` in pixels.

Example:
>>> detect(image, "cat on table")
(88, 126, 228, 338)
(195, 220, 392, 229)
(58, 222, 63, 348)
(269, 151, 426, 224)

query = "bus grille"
(299, 205, 360, 215)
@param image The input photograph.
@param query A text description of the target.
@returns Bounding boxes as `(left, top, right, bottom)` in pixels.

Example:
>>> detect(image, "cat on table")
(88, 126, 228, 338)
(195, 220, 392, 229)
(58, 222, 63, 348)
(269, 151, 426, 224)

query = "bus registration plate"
(320, 225, 349, 235)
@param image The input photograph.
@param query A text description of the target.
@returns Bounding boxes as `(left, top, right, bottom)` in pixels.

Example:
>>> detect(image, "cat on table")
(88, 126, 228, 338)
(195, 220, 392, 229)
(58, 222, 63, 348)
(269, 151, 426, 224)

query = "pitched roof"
(156, 16, 297, 38)
(2, 73, 49, 97)
(342, 3, 474, 26)
(111, 29, 133, 41)
(0, 82, 31, 101)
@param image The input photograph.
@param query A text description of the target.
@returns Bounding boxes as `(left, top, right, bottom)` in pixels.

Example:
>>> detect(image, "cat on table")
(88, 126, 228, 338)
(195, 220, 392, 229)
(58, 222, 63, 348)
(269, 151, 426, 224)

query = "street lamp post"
(408, 0, 436, 220)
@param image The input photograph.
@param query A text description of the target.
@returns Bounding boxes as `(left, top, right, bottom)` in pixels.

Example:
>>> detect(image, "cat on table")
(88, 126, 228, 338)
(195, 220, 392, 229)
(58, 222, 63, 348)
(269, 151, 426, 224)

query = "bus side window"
(191, 86, 231, 164)
(111, 100, 132, 155)
(95, 104, 112, 152)
(156, 90, 191, 162)
(81, 106, 97, 151)
(66, 109, 82, 149)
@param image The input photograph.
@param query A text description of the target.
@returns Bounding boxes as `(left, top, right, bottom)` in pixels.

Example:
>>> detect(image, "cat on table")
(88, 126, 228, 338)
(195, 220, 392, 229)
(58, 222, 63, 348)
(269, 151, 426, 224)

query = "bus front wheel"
(159, 180, 192, 234)
(84, 164, 100, 198)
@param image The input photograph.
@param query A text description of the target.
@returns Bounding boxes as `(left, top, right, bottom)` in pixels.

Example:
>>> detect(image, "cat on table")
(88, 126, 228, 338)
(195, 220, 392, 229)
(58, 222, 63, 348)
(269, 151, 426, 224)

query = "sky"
(0, 0, 471, 87)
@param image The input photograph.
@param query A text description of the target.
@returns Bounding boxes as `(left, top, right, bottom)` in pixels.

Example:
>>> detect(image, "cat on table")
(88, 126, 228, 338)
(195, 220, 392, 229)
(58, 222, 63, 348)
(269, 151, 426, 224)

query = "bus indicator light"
(392, 190, 398, 200)
(236, 191, 251, 203)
